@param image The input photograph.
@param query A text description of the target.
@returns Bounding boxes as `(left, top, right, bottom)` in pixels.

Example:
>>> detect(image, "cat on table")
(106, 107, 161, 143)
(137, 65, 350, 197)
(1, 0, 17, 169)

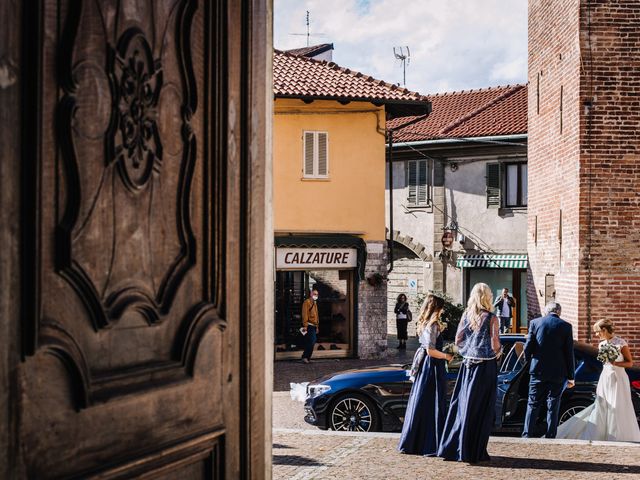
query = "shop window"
(303, 131, 329, 178)
(407, 159, 431, 206)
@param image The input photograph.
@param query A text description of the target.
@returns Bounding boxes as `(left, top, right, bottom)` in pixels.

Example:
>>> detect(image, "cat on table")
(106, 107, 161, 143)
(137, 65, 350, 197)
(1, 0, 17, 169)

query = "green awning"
(456, 254, 528, 269)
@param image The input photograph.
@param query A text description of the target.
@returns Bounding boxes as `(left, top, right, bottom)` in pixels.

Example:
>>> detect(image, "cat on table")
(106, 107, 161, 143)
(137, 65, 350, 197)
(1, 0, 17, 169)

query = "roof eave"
(388, 133, 528, 147)
(274, 94, 431, 118)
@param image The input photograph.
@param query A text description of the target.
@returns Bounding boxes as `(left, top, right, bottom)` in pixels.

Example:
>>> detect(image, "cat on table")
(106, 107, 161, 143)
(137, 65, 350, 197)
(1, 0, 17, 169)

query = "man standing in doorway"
(301, 288, 320, 364)
(494, 288, 515, 333)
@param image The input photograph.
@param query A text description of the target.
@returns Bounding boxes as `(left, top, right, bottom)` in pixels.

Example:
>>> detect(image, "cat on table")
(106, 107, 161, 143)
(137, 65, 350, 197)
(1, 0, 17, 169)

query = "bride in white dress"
(557, 319, 640, 442)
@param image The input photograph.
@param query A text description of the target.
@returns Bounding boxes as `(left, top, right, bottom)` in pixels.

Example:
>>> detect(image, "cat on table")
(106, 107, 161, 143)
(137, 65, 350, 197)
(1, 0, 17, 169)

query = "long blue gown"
(438, 312, 498, 463)
(397, 323, 447, 456)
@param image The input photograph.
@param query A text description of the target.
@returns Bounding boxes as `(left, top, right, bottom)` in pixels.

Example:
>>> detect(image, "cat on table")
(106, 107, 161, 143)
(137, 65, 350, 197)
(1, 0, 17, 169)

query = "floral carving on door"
(56, 1, 198, 330)
(111, 28, 163, 191)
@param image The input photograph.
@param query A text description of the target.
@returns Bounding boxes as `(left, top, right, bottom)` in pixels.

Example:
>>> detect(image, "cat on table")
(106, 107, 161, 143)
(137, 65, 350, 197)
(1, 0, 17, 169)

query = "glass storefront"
(275, 269, 353, 359)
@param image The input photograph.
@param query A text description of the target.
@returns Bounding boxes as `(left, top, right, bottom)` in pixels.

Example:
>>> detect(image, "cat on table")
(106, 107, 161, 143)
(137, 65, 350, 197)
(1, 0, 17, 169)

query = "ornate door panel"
(18, 1, 251, 477)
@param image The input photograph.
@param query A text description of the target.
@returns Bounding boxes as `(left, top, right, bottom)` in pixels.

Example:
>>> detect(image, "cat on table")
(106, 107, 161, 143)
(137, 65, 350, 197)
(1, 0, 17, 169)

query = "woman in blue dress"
(398, 294, 454, 456)
(437, 283, 501, 463)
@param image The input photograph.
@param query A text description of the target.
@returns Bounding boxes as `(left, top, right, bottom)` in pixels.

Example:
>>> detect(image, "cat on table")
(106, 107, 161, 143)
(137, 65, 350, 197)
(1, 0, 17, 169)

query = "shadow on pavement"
(483, 456, 640, 474)
(273, 334, 419, 392)
(272, 454, 326, 467)
(272, 443, 294, 449)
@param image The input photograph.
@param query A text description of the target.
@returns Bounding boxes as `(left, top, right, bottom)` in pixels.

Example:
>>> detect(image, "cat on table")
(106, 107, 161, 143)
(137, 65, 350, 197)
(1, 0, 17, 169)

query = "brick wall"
(358, 241, 388, 358)
(528, 0, 582, 334)
(529, 0, 640, 353)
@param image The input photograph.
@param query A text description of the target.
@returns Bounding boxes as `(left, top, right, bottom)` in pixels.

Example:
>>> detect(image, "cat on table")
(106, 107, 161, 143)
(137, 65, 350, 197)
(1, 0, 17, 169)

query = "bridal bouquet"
(597, 342, 620, 364)
(442, 343, 463, 371)
(442, 342, 462, 359)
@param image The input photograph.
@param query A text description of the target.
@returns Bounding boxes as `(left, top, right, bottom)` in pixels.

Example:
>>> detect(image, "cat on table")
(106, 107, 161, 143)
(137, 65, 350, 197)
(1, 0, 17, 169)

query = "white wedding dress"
(556, 336, 640, 442)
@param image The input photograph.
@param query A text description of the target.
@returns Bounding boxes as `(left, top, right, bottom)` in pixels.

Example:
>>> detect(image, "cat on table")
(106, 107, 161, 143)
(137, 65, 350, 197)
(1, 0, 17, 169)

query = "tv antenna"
(393, 46, 411, 87)
(289, 10, 326, 47)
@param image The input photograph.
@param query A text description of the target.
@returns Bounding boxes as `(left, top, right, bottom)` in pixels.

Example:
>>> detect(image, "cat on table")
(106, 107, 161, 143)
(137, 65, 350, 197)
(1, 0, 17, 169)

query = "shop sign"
(441, 230, 454, 249)
(276, 248, 358, 270)
(407, 278, 418, 293)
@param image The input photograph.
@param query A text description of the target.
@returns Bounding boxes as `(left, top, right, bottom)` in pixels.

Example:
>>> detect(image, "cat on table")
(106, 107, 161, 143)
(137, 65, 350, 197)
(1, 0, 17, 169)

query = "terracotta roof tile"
(389, 84, 527, 141)
(273, 50, 430, 106)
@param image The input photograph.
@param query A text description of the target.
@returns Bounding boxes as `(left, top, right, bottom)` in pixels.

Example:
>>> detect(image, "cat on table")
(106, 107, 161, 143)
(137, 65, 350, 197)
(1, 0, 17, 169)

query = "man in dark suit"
(522, 301, 575, 438)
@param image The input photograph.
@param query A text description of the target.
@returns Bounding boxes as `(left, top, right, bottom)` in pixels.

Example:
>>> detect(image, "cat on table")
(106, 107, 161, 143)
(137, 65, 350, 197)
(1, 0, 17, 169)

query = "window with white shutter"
(302, 131, 329, 178)
(304, 132, 314, 176)
(407, 159, 431, 206)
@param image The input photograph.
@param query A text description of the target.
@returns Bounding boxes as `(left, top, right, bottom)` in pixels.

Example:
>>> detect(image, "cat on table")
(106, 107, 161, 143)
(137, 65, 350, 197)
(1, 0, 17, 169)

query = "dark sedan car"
(303, 336, 640, 433)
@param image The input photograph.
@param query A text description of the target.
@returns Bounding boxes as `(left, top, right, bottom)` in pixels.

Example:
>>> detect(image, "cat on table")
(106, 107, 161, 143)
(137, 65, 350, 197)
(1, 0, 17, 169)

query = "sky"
(274, 0, 528, 95)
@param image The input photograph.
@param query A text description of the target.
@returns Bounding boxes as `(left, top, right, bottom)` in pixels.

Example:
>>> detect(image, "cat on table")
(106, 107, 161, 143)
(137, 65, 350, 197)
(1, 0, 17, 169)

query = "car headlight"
(306, 384, 331, 399)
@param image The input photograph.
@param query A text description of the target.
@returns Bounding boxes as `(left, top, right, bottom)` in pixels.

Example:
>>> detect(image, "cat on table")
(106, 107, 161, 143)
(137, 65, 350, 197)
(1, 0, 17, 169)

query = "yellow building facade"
(273, 99, 386, 241)
(272, 49, 429, 360)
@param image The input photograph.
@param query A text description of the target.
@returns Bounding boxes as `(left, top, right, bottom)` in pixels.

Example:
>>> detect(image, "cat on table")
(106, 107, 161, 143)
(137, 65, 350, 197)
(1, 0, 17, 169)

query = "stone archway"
(386, 230, 432, 338)
(387, 229, 431, 262)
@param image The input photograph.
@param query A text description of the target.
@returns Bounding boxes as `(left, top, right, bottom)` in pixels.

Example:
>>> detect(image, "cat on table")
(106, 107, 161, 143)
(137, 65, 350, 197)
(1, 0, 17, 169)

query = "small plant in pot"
(366, 272, 386, 287)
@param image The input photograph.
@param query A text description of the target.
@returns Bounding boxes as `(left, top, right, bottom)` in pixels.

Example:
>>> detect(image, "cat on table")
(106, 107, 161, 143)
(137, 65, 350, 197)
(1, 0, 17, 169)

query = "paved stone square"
(273, 334, 418, 392)
(273, 429, 640, 479)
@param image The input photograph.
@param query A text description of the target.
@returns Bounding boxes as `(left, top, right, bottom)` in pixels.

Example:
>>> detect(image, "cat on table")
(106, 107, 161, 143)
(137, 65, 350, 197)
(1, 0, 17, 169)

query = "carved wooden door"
(17, 1, 264, 477)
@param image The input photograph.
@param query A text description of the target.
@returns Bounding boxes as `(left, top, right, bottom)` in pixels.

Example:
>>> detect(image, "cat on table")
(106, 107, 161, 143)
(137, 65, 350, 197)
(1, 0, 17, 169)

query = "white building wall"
(386, 154, 528, 308)
(384, 161, 434, 252)
(445, 159, 527, 254)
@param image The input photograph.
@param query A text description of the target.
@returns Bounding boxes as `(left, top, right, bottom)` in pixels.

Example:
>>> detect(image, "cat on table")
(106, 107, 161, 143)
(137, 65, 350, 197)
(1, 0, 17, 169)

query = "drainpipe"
(385, 111, 431, 274)
(388, 129, 394, 273)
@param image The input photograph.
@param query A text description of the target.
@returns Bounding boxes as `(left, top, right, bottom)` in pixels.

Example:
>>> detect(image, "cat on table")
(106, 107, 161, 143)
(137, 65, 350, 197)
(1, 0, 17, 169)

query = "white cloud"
(274, 0, 528, 95)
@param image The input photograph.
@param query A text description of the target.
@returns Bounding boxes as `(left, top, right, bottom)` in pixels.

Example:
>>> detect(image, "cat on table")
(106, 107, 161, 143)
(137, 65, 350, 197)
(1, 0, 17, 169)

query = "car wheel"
(328, 393, 380, 432)
(558, 401, 591, 425)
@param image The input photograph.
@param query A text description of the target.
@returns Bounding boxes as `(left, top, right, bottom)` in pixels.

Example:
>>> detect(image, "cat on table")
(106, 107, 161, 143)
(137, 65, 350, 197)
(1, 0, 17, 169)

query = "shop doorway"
(466, 268, 528, 333)
(275, 269, 354, 359)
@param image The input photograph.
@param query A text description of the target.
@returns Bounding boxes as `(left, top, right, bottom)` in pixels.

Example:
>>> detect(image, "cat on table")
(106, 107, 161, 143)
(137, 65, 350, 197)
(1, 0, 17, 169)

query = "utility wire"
(389, 131, 527, 148)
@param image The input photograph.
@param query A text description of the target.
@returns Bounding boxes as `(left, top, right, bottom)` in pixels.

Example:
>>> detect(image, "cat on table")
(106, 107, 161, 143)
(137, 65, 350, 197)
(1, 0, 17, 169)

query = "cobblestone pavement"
(274, 334, 418, 392)
(272, 392, 314, 430)
(273, 429, 640, 479)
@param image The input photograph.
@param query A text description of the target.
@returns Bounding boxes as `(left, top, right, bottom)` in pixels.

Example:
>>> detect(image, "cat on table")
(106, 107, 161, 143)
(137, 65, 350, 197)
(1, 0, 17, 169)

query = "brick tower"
(528, 0, 640, 352)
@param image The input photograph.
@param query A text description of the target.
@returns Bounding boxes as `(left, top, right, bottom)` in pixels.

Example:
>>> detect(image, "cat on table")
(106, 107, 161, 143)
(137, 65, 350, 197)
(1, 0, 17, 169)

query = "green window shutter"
(317, 132, 328, 176)
(417, 160, 428, 205)
(304, 131, 314, 176)
(407, 161, 417, 205)
(486, 163, 501, 208)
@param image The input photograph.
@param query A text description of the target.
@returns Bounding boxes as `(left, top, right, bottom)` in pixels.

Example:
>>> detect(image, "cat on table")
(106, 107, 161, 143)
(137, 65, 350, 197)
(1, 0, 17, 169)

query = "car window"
(500, 342, 526, 373)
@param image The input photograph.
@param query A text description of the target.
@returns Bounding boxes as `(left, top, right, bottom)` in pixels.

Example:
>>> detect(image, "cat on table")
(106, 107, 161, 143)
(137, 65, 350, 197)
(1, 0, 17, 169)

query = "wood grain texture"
(14, 0, 251, 477)
(0, 0, 22, 477)
(2, 0, 270, 477)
